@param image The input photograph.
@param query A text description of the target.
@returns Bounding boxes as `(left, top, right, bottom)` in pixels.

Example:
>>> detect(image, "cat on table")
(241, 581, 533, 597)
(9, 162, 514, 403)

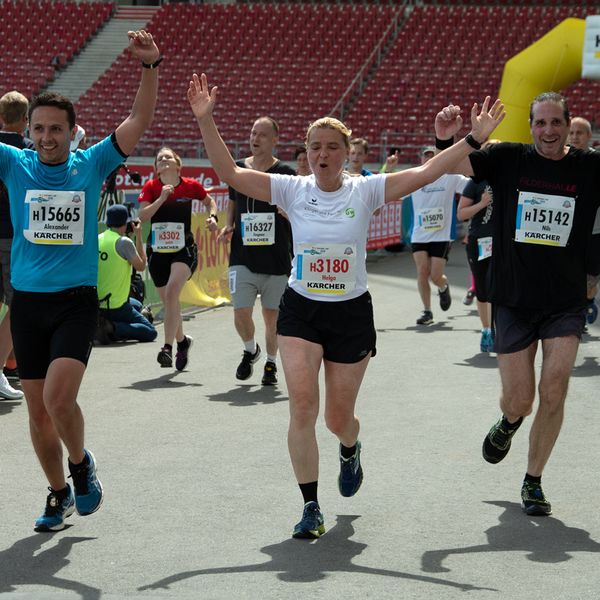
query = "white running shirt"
(270, 173, 385, 301)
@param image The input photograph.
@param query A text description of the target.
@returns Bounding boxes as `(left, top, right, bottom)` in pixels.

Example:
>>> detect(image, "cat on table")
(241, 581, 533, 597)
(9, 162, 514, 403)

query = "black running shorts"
(493, 303, 586, 355)
(277, 286, 376, 364)
(11, 286, 98, 379)
(147, 241, 198, 288)
(411, 241, 451, 260)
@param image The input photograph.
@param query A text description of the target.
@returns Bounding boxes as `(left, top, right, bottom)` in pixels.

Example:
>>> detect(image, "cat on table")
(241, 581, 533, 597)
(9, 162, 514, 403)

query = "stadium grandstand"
(1, 0, 599, 165)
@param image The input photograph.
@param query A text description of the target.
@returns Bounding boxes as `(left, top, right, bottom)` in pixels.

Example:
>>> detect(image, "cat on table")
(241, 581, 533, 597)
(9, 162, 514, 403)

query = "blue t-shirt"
(0, 135, 125, 292)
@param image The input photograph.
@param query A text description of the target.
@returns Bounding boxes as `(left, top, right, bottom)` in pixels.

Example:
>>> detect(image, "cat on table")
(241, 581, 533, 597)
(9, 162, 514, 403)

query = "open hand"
(470, 97, 505, 144)
(216, 225, 233, 242)
(127, 30, 159, 64)
(188, 73, 218, 121)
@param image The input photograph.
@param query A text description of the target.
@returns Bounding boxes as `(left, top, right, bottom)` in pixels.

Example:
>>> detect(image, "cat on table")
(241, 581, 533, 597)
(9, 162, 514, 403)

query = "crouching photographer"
(96, 204, 157, 344)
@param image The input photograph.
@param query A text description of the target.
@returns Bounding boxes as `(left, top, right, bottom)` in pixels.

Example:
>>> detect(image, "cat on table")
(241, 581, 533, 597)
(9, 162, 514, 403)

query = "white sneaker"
(0, 373, 23, 399)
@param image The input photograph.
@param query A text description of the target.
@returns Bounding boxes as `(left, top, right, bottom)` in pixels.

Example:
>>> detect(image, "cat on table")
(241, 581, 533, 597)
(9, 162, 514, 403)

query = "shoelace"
(44, 488, 67, 515)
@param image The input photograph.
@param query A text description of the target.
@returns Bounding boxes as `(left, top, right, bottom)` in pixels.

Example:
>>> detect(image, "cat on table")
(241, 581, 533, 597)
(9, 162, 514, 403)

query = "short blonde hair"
(0, 91, 29, 125)
(306, 117, 352, 149)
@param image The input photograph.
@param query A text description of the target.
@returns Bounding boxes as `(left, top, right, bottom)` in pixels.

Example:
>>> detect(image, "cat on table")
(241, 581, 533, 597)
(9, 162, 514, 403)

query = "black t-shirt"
(0, 132, 34, 239)
(462, 178, 494, 240)
(469, 143, 600, 310)
(228, 159, 296, 275)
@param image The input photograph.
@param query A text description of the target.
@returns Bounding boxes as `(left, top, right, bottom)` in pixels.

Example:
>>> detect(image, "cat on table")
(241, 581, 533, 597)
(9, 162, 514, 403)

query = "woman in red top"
(138, 147, 218, 370)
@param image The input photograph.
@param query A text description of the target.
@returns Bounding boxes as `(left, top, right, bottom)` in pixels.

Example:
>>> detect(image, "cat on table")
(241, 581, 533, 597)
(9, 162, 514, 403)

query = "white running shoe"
(0, 373, 24, 399)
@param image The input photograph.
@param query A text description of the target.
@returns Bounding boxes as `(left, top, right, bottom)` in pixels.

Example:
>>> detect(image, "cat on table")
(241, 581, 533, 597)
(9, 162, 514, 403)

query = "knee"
(502, 387, 535, 416)
(139, 327, 158, 343)
(325, 410, 354, 437)
(163, 285, 181, 305)
(44, 396, 76, 423)
(538, 380, 568, 413)
(290, 398, 318, 429)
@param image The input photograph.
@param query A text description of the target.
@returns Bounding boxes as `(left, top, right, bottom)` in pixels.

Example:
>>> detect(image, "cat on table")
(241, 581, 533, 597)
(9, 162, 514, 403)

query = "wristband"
(142, 56, 163, 69)
(209, 213, 219, 223)
(435, 136, 454, 151)
(464, 133, 482, 150)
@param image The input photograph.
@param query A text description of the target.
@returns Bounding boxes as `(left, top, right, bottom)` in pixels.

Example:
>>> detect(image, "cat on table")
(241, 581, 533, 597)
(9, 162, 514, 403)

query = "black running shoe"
(175, 336, 193, 371)
(416, 310, 433, 325)
(236, 344, 261, 380)
(439, 285, 452, 311)
(261, 361, 277, 386)
(338, 441, 363, 497)
(157, 346, 173, 368)
(292, 501, 325, 539)
(482, 416, 523, 464)
(521, 480, 552, 516)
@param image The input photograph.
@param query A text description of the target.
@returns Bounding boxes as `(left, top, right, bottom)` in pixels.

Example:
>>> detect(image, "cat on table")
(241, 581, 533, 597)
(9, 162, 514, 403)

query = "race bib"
(418, 207, 445, 232)
(151, 222, 185, 253)
(241, 213, 275, 245)
(24, 190, 84, 245)
(296, 243, 357, 296)
(477, 236, 493, 261)
(515, 191, 574, 247)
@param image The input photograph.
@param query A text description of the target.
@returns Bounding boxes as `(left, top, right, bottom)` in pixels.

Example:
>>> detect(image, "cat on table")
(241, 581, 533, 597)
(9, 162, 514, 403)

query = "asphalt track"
(1, 246, 599, 600)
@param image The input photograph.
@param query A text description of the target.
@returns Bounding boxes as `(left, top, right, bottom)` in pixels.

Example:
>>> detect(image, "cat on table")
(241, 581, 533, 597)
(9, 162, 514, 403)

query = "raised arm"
(457, 189, 492, 222)
(188, 73, 271, 202)
(114, 30, 160, 156)
(383, 98, 504, 203)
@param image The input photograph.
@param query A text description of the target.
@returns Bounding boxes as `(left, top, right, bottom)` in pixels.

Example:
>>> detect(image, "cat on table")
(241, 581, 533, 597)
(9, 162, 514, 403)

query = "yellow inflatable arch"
(494, 18, 586, 143)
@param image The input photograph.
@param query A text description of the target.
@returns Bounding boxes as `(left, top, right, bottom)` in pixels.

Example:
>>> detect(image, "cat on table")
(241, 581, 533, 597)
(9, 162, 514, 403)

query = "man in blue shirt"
(0, 30, 161, 532)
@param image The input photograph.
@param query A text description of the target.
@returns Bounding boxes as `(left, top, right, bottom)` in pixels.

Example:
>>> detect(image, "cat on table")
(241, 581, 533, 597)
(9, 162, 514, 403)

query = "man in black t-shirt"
(436, 92, 600, 517)
(0, 91, 34, 400)
(217, 116, 295, 385)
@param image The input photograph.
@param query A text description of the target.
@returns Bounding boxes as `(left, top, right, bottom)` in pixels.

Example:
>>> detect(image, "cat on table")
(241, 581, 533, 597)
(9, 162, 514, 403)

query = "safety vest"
(97, 229, 131, 309)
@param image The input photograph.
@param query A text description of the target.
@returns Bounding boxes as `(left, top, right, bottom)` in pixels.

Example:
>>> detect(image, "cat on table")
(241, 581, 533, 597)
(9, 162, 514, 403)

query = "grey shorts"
(493, 304, 586, 355)
(0, 239, 13, 305)
(228, 265, 288, 310)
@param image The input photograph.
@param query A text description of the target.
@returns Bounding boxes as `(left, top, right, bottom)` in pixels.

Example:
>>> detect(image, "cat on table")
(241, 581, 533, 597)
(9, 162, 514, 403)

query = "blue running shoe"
(69, 449, 104, 516)
(480, 329, 494, 353)
(587, 299, 598, 325)
(338, 440, 363, 497)
(292, 501, 325, 539)
(34, 484, 75, 532)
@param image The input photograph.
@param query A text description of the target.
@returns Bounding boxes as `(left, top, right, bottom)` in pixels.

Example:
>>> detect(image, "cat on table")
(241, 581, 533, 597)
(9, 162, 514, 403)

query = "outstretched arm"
(188, 73, 271, 202)
(114, 30, 160, 156)
(383, 97, 504, 203)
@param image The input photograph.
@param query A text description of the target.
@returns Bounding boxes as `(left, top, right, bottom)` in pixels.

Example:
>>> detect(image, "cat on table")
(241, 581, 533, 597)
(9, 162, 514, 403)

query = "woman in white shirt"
(188, 73, 504, 539)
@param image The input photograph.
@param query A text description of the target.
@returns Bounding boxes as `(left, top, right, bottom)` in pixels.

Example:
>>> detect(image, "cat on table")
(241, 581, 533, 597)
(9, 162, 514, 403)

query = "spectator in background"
(294, 145, 311, 176)
(347, 137, 372, 176)
(0, 90, 33, 400)
(568, 116, 598, 326)
(216, 117, 296, 386)
(97, 204, 157, 344)
(138, 146, 218, 371)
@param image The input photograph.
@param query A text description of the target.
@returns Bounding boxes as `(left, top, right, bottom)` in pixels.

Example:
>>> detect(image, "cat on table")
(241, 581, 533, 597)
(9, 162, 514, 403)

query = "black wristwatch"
(209, 213, 219, 223)
(142, 56, 163, 69)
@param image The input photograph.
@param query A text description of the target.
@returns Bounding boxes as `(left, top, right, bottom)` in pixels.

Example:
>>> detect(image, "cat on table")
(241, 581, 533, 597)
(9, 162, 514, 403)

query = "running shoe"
(261, 361, 277, 386)
(338, 441, 363, 497)
(587, 299, 598, 325)
(0, 373, 23, 399)
(175, 336, 193, 371)
(34, 484, 75, 532)
(463, 289, 475, 306)
(236, 344, 261, 380)
(439, 285, 452, 311)
(141, 305, 154, 324)
(69, 449, 104, 516)
(521, 480, 552, 516)
(482, 416, 523, 464)
(416, 310, 434, 326)
(157, 346, 173, 368)
(480, 330, 494, 353)
(292, 501, 325, 539)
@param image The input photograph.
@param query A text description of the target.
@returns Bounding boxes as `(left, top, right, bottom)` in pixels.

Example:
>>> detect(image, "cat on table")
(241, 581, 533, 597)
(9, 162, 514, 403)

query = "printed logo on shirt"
(345, 208, 355, 218)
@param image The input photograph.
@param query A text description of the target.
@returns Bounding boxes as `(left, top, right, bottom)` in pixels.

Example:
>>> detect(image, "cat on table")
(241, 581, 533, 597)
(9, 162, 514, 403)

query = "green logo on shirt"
(345, 208, 355, 218)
